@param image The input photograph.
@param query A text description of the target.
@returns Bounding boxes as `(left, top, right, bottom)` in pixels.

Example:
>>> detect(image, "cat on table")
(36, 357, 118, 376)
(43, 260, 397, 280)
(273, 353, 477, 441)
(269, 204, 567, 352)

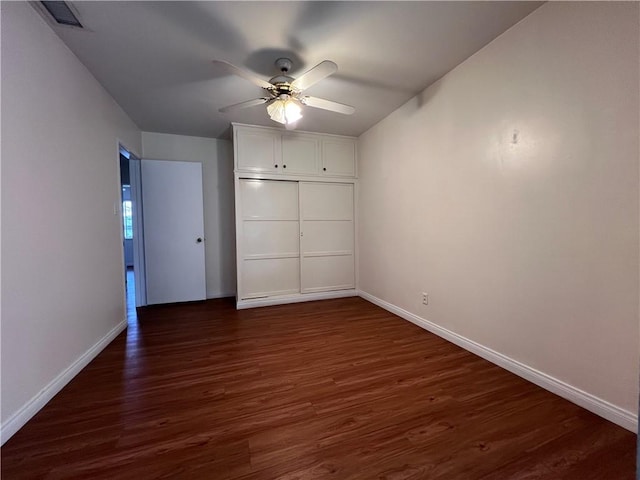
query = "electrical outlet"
(422, 292, 429, 305)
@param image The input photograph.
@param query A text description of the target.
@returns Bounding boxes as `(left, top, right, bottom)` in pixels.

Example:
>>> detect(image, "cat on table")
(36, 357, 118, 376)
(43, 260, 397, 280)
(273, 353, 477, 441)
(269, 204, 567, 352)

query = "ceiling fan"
(213, 58, 355, 126)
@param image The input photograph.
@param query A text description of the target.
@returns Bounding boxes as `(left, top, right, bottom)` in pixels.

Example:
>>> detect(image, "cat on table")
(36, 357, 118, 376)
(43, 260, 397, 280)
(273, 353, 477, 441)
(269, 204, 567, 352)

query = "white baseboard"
(206, 292, 236, 300)
(1, 318, 128, 445)
(237, 289, 358, 310)
(358, 290, 637, 433)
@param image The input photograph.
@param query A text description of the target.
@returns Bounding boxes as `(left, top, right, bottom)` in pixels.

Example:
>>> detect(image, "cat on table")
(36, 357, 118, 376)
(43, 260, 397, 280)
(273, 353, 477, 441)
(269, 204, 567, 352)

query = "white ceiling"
(42, 1, 543, 139)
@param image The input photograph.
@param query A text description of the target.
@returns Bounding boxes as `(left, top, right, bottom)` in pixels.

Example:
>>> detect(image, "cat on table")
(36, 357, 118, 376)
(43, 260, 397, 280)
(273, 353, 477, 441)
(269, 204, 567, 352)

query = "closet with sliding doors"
(232, 123, 357, 309)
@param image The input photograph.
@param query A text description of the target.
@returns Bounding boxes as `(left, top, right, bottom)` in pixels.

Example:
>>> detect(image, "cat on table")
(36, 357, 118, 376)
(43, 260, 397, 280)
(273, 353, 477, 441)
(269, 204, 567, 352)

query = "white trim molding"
(237, 289, 357, 310)
(1, 319, 128, 445)
(358, 290, 637, 433)
(206, 292, 236, 300)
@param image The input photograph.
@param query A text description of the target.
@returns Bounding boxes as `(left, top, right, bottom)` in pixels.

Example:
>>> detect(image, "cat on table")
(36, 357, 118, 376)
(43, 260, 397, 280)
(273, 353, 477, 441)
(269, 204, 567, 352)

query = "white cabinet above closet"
(321, 138, 356, 177)
(235, 128, 278, 173)
(281, 133, 319, 175)
(233, 123, 356, 179)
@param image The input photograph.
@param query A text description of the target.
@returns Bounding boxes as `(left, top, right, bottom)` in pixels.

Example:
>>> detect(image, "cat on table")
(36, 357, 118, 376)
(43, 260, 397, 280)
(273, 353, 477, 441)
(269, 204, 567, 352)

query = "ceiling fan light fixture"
(267, 96, 303, 125)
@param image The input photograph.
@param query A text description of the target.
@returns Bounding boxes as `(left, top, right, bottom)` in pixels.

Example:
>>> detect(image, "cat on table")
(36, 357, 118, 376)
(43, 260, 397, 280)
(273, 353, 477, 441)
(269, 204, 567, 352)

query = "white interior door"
(142, 160, 206, 305)
(300, 182, 355, 293)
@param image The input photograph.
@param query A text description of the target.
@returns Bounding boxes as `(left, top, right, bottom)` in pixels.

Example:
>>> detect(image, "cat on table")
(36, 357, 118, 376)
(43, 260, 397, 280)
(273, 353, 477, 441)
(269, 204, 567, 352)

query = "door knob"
(196, 237, 203, 243)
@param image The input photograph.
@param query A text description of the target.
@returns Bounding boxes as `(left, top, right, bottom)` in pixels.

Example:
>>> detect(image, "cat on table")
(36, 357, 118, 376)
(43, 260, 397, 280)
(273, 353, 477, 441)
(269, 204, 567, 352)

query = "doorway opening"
(121, 182, 136, 319)
(119, 145, 146, 325)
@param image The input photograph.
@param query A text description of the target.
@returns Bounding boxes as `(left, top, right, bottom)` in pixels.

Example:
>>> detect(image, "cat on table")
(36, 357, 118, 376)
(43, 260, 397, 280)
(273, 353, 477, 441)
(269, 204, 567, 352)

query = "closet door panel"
(302, 221, 353, 254)
(242, 258, 300, 298)
(243, 221, 300, 258)
(302, 256, 354, 292)
(238, 179, 299, 299)
(240, 180, 298, 220)
(300, 183, 353, 220)
(300, 182, 355, 293)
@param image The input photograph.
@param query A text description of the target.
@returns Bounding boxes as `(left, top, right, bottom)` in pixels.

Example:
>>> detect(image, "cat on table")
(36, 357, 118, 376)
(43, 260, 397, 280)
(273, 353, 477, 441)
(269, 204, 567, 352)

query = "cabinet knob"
(274, 164, 278, 168)
(196, 237, 203, 244)
(283, 164, 287, 168)
(323, 167, 327, 171)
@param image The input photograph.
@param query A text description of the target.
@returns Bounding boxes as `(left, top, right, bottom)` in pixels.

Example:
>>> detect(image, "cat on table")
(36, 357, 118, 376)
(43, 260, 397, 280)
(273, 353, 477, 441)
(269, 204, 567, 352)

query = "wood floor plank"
(1, 297, 635, 479)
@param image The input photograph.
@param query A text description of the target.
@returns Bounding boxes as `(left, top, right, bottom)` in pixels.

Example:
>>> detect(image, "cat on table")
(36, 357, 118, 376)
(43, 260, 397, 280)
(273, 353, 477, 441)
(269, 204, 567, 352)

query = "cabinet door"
(321, 138, 356, 177)
(238, 179, 299, 299)
(281, 134, 319, 175)
(236, 128, 279, 173)
(300, 182, 354, 293)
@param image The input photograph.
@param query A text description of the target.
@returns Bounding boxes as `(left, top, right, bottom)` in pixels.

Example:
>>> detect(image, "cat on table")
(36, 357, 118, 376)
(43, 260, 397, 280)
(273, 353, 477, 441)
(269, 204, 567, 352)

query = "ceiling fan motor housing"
(269, 58, 296, 95)
(275, 58, 292, 73)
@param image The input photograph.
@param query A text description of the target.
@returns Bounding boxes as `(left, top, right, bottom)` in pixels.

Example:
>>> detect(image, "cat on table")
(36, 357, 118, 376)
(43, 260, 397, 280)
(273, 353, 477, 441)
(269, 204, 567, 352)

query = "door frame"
(118, 143, 147, 309)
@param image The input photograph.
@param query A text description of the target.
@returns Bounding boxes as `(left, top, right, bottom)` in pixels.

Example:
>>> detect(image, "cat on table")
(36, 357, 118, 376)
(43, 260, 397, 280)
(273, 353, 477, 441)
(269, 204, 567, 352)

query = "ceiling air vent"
(40, 1, 83, 28)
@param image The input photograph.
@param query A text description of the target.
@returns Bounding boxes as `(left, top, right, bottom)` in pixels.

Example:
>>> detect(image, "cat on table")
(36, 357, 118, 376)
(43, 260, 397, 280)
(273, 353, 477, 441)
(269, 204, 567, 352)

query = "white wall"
(358, 2, 639, 424)
(141, 132, 235, 298)
(1, 2, 142, 440)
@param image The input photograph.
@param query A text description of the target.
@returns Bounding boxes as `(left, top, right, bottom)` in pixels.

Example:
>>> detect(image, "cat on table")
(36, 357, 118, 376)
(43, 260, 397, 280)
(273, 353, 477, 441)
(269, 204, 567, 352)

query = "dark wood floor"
(1, 297, 635, 479)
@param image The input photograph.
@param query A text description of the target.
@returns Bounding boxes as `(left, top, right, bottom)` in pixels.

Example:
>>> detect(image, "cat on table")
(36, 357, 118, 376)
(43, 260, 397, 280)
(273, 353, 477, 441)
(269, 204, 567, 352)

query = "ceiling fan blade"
(302, 96, 355, 115)
(291, 60, 337, 91)
(212, 60, 274, 90)
(219, 97, 271, 113)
